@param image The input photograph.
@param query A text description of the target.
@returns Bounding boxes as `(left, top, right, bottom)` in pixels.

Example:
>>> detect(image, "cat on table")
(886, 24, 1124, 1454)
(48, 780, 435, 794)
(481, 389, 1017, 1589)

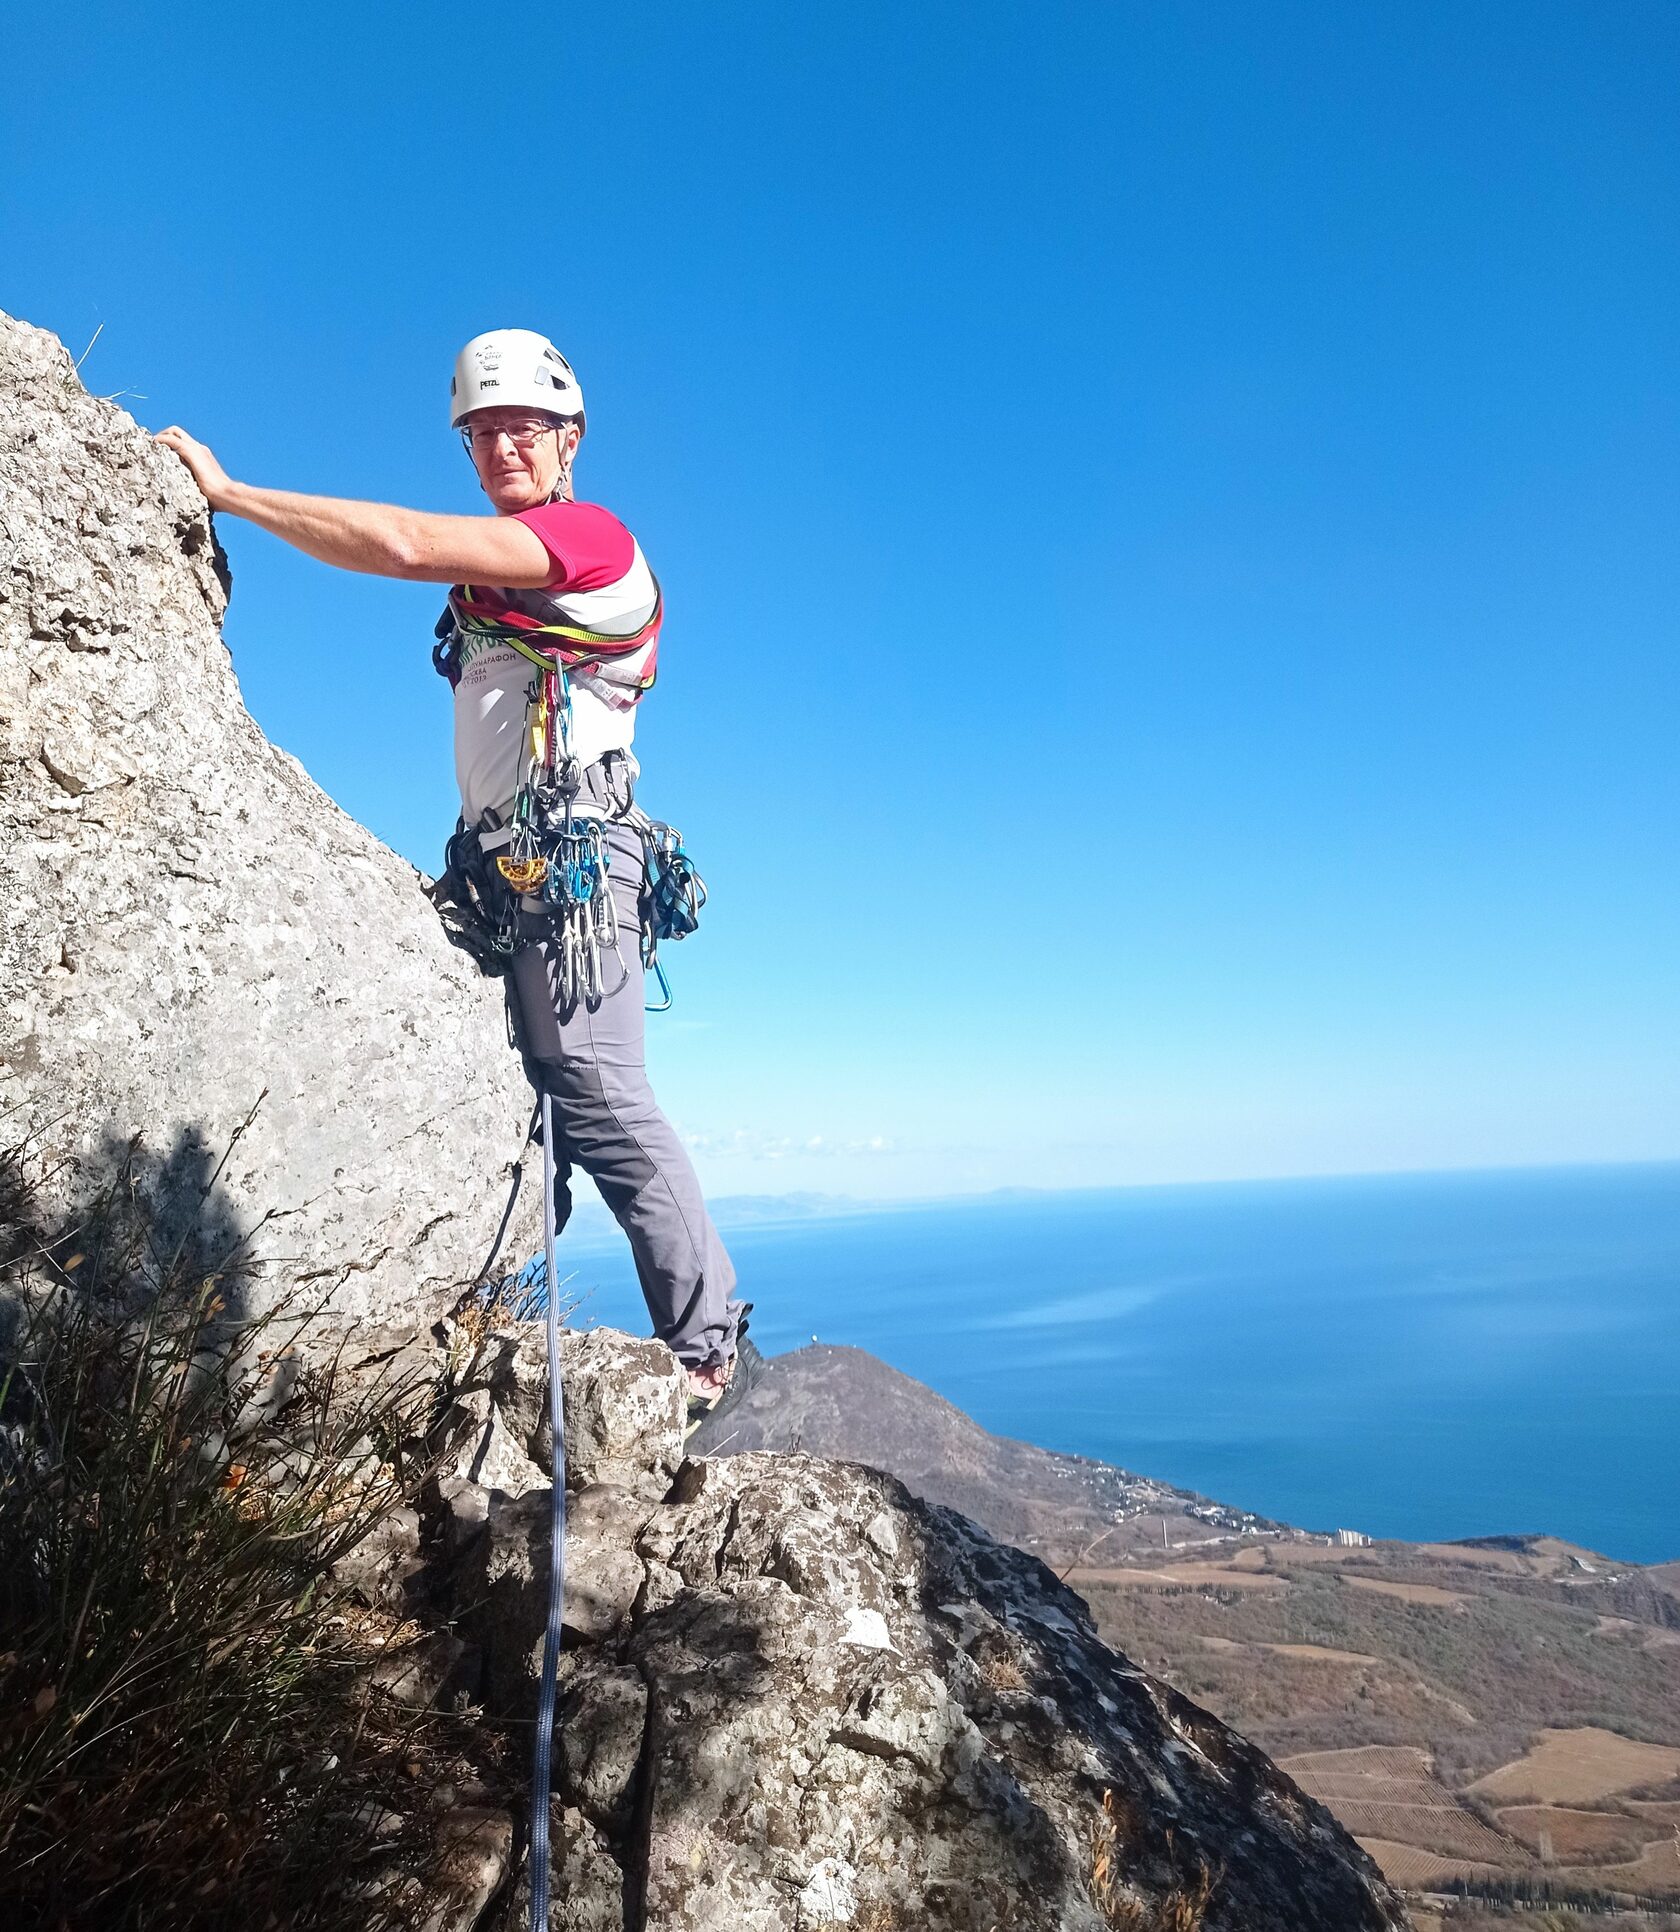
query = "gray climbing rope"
(528, 1090, 567, 1930)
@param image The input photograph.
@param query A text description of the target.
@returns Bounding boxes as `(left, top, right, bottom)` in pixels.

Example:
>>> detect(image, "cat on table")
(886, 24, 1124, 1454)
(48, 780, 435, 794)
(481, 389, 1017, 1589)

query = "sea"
(554, 1162, 1680, 1566)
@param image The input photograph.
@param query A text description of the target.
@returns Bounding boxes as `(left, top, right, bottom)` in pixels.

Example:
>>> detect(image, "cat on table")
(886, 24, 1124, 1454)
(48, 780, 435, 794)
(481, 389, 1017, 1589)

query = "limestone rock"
(428, 1320, 1402, 1926)
(364, 1629, 476, 1711)
(562, 1484, 661, 1642)
(500, 1805, 624, 1932)
(484, 1450, 1406, 1931)
(453, 1383, 550, 1499)
(416, 1806, 513, 1932)
(462, 1480, 657, 1716)
(0, 310, 538, 1325)
(554, 1658, 649, 1836)
(450, 1325, 686, 1502)
(435, 1472, 495, 1561)
(559, 1329, 687, 1497)
(333, 1503, 425, 1611)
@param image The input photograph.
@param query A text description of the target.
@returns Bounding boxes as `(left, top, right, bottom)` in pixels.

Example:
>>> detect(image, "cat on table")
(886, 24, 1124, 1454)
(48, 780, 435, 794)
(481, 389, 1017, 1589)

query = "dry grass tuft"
(0, 1132, 473, 1931)
(1088, 1790, 1219, 1932)
(980, 1653, 1029, 1694)
(852, 1902, 906, 1932)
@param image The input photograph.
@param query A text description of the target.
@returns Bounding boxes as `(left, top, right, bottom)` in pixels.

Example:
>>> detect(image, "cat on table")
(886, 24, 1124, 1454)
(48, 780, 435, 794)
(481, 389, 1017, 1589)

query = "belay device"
(429, 608, 707, 1929)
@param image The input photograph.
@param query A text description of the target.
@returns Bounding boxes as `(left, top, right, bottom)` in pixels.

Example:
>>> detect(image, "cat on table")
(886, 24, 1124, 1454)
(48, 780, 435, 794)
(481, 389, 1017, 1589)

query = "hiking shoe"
(684, 1335, 763, 1442)
(684, 1350, 737, 1422)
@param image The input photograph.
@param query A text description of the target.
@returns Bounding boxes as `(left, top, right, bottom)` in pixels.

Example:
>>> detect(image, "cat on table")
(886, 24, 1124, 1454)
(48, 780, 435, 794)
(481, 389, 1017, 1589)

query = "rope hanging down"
(527, 1091, 568, 1929)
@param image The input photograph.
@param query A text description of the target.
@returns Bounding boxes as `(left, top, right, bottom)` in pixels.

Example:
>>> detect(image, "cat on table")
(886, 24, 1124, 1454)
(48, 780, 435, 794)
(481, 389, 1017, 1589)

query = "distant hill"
(692, 1340, 1680, 1919)
(687, 1340, 1280, 1565)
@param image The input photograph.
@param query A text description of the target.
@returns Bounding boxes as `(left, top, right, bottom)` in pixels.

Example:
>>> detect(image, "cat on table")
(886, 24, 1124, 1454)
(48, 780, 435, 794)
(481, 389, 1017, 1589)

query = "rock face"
(431, 1327, 1410, 1932)
(0, 311, 536, 1321)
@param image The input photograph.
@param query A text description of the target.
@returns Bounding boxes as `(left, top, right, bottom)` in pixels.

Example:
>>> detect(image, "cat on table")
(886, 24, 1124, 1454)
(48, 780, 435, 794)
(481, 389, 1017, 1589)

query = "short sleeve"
(512, 501, 637, 593)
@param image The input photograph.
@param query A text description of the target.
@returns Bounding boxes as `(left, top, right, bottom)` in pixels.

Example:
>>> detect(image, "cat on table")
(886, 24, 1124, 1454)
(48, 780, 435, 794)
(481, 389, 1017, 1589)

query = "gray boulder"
(430, 1316, 1403, 1928)
(0, 310, 538, 1324)
(415, 1806, 515, 1932)
(501, 1806, 625, 1932)
(450, 1322, 687, 1501)
(467, 1438, 1407, 1930)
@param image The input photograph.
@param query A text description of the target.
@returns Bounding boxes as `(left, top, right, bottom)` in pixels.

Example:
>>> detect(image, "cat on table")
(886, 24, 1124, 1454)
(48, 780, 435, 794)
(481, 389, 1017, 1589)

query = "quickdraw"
(492, 662, 630, 1011)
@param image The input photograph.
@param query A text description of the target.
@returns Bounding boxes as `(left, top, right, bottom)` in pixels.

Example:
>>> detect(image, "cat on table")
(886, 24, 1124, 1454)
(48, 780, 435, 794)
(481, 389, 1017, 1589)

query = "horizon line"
(567, 1151, 1680, 1230)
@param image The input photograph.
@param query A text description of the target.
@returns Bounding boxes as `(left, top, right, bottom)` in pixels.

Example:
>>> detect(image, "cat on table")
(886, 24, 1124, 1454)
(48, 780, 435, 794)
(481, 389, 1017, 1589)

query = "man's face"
(463, 407, 575, 512)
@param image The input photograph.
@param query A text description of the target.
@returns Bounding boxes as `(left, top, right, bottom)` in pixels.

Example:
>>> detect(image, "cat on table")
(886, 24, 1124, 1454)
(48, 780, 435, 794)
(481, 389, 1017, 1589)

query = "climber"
(155, 330, 748, 1422)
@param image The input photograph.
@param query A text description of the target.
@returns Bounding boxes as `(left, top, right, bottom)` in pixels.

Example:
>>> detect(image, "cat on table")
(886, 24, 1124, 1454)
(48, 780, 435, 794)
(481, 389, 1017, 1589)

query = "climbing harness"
(430, 607, 707, 1013)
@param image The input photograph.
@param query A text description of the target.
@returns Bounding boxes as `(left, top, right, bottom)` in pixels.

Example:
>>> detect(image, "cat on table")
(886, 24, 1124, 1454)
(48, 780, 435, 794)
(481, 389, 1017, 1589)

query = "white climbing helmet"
(449, 329, 586, 431)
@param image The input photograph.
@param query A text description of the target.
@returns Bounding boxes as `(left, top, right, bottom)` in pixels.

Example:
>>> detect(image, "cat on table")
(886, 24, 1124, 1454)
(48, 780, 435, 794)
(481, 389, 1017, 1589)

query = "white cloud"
(679, 1125, 897, 1160)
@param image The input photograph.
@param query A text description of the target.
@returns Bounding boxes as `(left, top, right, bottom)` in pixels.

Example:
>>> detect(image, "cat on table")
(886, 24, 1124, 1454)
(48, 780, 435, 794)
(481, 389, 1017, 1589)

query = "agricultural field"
(1281, 1743, 1525, 1878)
(1060, 1562, 1287, 1592)
(1074, 1533, 1680, 1913)
(1423, 1913, 1680, 1931)
(1498, 1804, 1657, 1861)
(1594, 1839, 1680, 1895)
(1352, 1840, 1499, 1889)
(1346, 1577, 1469, 1609)
(1469, 1727, 1680, 1806)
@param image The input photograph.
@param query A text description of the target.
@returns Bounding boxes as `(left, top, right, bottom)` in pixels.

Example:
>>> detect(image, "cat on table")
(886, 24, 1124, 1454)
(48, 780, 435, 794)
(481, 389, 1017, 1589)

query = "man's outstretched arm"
(155, 427, 554, 587)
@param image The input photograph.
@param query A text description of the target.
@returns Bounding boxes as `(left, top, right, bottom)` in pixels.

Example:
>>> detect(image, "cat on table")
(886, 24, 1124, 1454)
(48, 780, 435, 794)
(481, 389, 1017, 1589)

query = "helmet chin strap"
(545, 439, 576, 505)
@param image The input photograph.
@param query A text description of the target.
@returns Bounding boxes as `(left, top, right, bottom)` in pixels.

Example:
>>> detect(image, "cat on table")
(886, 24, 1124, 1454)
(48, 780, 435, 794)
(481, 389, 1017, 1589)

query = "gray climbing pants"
(507, 815, 742, 1372)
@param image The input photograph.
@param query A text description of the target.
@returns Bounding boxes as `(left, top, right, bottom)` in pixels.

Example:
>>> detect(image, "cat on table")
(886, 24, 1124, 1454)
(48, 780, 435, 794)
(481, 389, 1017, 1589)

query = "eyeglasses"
(461, 416, 558, 452)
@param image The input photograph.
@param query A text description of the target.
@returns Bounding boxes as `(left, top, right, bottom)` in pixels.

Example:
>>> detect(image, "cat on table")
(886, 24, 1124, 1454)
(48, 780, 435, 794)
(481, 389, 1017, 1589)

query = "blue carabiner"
(644, 954, 673, 1013)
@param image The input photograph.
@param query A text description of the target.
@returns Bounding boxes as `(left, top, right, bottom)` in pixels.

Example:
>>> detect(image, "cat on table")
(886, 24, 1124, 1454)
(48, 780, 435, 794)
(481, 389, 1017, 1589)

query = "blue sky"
(9, 1, 1678, 1198)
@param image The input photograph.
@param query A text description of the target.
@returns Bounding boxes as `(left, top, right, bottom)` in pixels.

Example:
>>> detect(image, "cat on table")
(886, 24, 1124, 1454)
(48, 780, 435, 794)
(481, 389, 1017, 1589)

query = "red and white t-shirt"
(452, 500, 660, 827)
